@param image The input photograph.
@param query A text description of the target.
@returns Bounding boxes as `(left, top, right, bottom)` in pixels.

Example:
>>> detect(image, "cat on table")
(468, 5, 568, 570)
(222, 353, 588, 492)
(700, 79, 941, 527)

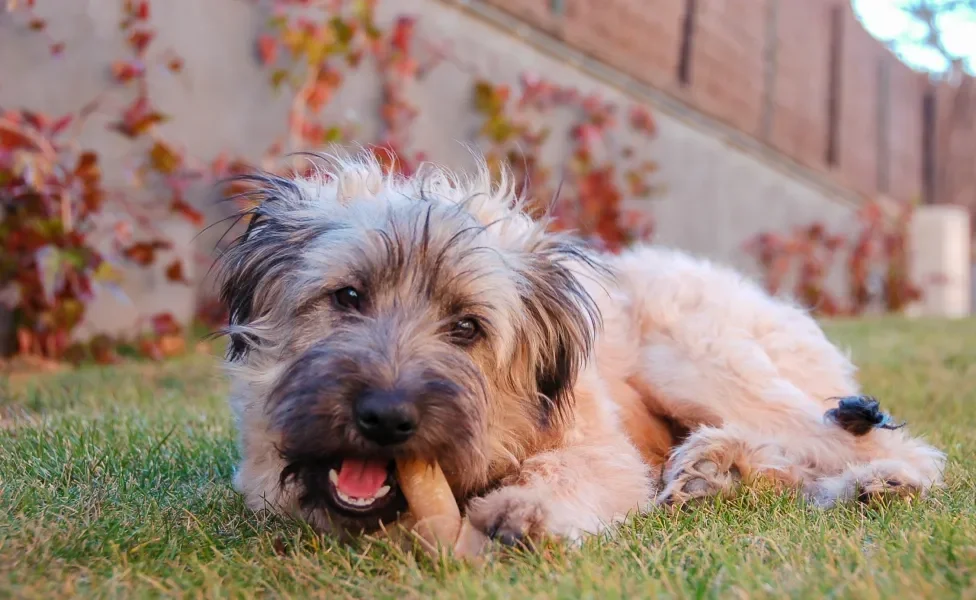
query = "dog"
(215, 151, 946, 548)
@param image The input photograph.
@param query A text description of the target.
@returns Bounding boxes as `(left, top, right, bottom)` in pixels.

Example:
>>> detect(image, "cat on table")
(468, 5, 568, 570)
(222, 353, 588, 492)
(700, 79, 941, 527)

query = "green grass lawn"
(1, 318, 974, 599)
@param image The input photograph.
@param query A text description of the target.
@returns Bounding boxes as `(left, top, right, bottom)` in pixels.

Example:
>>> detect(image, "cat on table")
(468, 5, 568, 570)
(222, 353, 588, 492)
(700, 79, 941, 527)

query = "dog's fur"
(216, 151, 946, 547)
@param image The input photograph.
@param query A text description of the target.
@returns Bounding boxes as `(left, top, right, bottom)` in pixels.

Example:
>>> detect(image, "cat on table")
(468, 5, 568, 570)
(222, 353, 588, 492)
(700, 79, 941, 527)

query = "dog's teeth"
(335, 487, 378, 508)
(329, 469, 339, 485)
(375, 485, 390, 498)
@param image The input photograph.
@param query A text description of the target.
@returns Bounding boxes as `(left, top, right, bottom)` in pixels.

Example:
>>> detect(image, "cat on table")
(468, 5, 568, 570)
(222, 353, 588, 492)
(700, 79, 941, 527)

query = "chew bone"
(395, 458, 489, 560)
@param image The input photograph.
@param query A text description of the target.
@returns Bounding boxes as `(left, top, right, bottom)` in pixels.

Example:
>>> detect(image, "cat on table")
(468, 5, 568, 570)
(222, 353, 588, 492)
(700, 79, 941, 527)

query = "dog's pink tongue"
(336, 459, 388, 498)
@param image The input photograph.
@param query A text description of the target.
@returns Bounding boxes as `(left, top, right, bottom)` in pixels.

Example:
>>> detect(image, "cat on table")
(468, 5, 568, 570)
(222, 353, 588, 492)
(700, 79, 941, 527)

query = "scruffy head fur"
(216, 151, 603, 533)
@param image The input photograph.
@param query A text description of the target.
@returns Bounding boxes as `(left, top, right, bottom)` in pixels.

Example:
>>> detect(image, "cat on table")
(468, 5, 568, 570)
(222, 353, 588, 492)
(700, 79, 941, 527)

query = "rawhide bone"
(395, 458, 489, 560)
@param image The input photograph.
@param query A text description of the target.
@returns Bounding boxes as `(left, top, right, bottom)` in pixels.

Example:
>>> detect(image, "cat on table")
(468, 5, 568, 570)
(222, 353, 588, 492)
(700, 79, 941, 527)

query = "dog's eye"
(450, 318, 481, 344)
(333, 287, 363, 311)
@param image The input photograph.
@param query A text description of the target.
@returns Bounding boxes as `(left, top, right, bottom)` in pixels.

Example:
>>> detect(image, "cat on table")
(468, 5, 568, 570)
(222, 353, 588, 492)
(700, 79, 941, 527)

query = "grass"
(1, 318, 975, 599)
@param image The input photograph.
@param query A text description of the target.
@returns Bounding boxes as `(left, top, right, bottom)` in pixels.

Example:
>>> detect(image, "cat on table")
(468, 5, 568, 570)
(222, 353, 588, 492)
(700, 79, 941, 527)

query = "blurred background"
(0, 0, 972, 366)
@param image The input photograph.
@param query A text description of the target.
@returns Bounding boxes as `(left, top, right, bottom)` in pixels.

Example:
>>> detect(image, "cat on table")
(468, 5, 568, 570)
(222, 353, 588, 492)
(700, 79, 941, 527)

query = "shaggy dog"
(215, 151, 945, 547)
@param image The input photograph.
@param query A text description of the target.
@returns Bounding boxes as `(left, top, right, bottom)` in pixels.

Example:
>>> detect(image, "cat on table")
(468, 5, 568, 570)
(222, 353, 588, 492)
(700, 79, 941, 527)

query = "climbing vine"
(1, 0, 661, 366)
(472, 75, 658, 252)
(744, 200, 922, 316)
(1, 0, 200, 362)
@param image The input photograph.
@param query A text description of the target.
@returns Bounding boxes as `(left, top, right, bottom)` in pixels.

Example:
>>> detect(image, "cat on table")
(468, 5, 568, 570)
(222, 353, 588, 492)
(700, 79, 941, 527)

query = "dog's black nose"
(354, 390, 418, 446)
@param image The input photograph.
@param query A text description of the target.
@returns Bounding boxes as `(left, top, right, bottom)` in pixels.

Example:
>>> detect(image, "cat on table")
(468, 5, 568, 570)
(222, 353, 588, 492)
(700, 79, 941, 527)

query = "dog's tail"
(824, 395, 905, 436)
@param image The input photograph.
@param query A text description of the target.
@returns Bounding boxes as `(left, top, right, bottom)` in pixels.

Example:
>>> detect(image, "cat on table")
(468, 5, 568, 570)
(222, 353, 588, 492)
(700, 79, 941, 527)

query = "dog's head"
(216, 152, 603, 533)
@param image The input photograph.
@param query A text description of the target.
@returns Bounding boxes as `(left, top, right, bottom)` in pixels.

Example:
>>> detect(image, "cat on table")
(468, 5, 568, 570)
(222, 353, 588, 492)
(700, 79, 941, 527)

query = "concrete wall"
(0, 0, 968, 338)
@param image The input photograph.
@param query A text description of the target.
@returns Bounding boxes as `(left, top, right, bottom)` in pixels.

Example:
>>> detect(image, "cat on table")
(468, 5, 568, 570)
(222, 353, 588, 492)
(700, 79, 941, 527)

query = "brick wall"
(479, 0, 975, 210)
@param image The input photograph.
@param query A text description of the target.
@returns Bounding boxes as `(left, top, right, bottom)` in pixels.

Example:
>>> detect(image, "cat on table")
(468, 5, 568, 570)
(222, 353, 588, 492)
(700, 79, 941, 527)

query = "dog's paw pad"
(856, 478, 921, 504)
(693, 459, 719, 476)
(658, 458, 743, 506)
(489, 527, 526, 548)
(467, 488, 548, 548)
(683, 477, 712, 495)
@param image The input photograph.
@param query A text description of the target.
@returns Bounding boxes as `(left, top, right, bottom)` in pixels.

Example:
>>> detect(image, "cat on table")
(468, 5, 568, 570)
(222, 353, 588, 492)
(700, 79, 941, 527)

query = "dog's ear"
(216, 173, 316, 361)
(520, 237, 603, 425)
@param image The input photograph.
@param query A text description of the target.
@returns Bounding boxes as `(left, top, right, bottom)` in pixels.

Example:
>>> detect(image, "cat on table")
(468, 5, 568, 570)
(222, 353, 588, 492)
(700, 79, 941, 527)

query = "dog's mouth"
(324, 457, 402, 517)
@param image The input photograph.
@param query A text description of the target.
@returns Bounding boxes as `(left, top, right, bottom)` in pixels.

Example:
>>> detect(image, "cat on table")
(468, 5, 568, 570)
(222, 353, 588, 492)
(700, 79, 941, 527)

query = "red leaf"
(164, 260, 190, 284)
(122, 240, 171, 266)
(74, 151, 100, 180)
(127, 30, 154, 55)
(629, 105, 657, 136)
(257, 34, 278, 65)
(21, 111, 48, 131)
(135, 0, 150, 20)
(138, 338, 164, 361)
(150, 312, 181, 336)
(158, 334, 186, 358)
(111, 97, 168, 138)
(112, 60, 145, 83)
(303, 69, 341, 112)
(390, 16, 416, 54)
(0, 120, 39, 151)
(49, 114, 73, 135)
(148, 141, 182, 174)
(49, 42, 65, 56)
(90, 335, 120, 365)
(171, 196, 204, 226)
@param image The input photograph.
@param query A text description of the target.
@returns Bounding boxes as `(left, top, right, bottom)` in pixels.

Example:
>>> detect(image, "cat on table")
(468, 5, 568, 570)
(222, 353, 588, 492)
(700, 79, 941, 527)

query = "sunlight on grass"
(1, 319, 975, 598)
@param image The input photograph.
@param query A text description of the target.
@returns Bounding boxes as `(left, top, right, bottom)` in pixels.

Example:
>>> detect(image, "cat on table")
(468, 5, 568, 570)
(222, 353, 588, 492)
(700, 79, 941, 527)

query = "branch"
(901, 0, 971, 74)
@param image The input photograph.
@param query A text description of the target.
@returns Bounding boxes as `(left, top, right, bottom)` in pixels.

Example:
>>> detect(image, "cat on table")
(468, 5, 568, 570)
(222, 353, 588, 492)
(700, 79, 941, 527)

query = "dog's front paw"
(466, 486, 549, 548)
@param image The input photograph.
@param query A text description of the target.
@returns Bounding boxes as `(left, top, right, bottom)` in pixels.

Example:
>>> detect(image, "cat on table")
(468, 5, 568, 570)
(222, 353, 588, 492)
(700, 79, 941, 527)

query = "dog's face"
(217, 156, 601, 533)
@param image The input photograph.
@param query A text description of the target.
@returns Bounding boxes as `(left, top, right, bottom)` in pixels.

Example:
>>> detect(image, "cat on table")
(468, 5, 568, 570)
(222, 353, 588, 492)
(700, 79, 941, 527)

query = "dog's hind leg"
(653, 391, 946, 508)
(633, 320, 866, 505)
(637, 324, 945, 507)
(807, 408, 945, 507)
(656, 425, 800, 505)
(612, 247, 944, 507)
